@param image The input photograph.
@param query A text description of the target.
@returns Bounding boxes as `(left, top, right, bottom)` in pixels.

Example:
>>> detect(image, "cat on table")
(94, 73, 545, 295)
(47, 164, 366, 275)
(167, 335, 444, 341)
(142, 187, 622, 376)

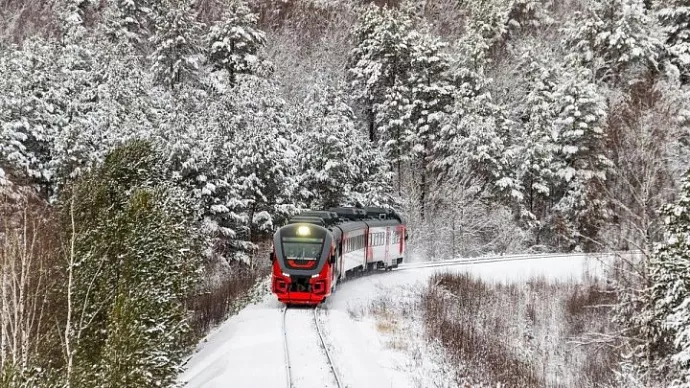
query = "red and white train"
(270, 207, 407, 305)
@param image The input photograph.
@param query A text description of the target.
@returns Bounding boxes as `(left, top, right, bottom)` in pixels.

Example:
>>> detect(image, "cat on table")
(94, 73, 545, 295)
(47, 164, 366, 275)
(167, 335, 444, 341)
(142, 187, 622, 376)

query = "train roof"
(284, 206, 403, 230)
(286, 216, 326, 226)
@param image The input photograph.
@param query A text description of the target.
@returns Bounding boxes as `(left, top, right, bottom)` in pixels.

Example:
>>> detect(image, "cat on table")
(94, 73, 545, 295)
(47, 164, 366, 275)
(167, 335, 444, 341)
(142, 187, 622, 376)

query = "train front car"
(271, 223, 334, 305)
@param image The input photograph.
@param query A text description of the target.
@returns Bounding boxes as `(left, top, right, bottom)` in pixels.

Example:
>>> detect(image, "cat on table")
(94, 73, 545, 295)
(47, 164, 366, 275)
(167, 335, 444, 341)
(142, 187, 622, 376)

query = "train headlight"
(297, 225, 311, 236)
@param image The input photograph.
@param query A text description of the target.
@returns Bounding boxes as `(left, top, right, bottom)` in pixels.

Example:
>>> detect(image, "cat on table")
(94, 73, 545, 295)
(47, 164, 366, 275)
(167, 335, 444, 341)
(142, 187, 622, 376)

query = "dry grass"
(187, 261, 266, 338)
(423, 272, 621, 388)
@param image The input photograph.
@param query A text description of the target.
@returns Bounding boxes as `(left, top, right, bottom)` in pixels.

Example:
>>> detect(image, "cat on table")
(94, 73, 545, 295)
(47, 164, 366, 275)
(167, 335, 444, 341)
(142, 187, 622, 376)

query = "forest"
(1, 0, 690, 386)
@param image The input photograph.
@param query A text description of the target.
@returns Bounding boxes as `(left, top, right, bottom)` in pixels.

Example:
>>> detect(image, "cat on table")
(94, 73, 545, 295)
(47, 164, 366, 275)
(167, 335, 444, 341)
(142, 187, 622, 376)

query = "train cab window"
(282, 237, 324, 261)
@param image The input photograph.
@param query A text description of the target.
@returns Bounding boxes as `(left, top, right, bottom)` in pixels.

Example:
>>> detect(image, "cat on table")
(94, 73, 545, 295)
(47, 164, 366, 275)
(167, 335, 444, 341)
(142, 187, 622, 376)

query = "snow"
(285, 308, 338, 388)
(179, 253, 613, 388)
(179, 302, 286, 388)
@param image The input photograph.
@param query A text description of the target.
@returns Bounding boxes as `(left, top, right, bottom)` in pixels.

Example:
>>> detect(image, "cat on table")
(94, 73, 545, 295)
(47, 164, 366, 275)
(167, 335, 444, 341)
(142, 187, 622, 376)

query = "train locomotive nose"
(271, 207, 406, 306)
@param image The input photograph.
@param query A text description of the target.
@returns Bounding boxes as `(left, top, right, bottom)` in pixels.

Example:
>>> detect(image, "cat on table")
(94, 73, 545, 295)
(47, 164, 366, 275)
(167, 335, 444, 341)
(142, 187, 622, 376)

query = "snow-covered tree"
(551, 66, 610, 250)
(510, 50, 560, 239)
(562, 0, 664, 85)
(150, 0, 201, 88)
(622, 171, 690, 386)
(105, 0, 160, 45)
(658, 0, 690, 82)
(402, 30, 455, 218)
(296, 87, 393, 209)
(433, 89, 515, 201)
(206, 0, 266, 84)
(224, 79, 298, 263)
(0, 39, 58, 192)
(347, 4, 414, 142)
(62, 141, 198, 387)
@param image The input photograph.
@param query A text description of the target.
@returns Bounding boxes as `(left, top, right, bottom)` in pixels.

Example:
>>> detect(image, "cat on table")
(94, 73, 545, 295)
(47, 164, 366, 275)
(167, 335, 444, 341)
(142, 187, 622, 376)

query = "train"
(270, 207, 407, 305)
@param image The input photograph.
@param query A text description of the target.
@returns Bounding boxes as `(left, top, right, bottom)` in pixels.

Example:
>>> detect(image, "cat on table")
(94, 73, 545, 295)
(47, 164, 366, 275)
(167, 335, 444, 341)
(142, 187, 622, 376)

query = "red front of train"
(271, 223, 335, 305)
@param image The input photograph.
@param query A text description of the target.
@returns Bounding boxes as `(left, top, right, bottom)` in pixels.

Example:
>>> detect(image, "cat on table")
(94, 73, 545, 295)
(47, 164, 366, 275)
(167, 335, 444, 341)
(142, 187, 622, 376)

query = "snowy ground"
(178, 253, 615, 388)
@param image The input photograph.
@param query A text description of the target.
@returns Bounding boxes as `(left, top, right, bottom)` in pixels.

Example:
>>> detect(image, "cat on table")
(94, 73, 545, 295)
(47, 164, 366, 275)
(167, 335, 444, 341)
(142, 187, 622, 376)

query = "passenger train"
(270, 207, 407, 305)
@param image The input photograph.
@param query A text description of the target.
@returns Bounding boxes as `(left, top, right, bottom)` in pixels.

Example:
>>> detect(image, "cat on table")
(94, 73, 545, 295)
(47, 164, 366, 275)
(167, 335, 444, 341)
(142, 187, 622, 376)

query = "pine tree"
(551, 66, 610, 250)
(658, 0, 690, 82)
(510, 51, 560, 240)
(562, 0, 663, 85)
(106, 0, 160, 45)
(347, 4, 414, 142)
(62, 141, 198, 387)
(206, 0, 266, 84)
(623, 172, 690, 386)
(403, 30, 455, 219)
(297, 87, 392, 209)
(433, 89, 516, 202)
(150, 0, 201, 88)
(0, 39, 59, 191)
(204, 76, 298, 264)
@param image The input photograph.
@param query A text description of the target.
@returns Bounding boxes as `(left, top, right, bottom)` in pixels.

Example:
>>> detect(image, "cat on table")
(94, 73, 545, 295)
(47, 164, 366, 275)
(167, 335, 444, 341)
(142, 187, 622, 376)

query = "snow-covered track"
(396, 253, 576, 271)
(281, 306, 292, 388)
(282, 306, 342, 388)
(313, 306, 344, 388)
(395, 251, 629, 272)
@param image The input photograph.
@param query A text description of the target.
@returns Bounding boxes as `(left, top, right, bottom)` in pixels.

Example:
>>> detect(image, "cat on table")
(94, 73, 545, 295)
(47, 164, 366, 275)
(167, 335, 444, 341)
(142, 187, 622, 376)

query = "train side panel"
(342, 228, 367, 274)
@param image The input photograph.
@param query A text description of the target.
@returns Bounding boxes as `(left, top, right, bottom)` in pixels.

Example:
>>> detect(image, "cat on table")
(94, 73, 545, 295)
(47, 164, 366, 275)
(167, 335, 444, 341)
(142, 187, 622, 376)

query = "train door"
(338, 237, 345, 280)
(384, 226, 391, 268)
(399, 226, 405, 258)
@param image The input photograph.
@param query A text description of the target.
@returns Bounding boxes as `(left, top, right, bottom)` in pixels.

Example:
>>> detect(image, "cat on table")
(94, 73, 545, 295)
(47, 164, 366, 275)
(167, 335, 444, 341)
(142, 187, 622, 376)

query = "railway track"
(282, 306, 343, 388)
(394, 251, 633, 272)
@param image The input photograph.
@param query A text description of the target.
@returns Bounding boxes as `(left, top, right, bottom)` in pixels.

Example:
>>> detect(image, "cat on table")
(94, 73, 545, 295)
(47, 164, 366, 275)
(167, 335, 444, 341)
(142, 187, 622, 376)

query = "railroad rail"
(282, 306, 343, 388)
(394, 250, 639, 272)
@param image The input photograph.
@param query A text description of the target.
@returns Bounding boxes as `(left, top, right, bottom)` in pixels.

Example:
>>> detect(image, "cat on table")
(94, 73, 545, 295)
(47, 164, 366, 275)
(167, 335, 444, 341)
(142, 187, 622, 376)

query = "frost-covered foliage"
(61, 141, 198, 387)
(658, 0, 690, 82)
(551, 66, 611, 249)
(206, 0, 265, 84)
(0, 36, 158, 197)
(347, 5, 414, 143)
(509, 50, 560, 236)
(150, 0, 201, 88)
(296, 87, 393, 209)
(106, 0, 159, 44)
(620, 172, 690, 386)
(562, 0, 664, 85)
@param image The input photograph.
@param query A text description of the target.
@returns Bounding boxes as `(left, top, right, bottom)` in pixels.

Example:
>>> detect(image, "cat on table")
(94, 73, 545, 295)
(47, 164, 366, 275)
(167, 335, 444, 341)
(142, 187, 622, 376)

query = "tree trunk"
(420, 160, 427, 221)
(368, 106, 376, 142)
(65, 195, 76, 388)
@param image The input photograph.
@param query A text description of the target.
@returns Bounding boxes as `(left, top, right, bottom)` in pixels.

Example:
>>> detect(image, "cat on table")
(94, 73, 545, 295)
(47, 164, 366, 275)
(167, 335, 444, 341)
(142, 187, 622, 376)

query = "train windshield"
(282, 237, 324, 261)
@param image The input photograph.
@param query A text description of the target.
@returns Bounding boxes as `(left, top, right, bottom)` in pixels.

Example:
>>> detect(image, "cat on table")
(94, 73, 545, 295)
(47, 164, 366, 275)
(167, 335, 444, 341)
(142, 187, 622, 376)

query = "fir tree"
(623, 171, 690, 386)
(552, 66, 610, 250)
(0, 39, 59, 191)
(511, 50, 560, 239)
(562, 0, 663, 85)
(106, 0, 160, 45)
(297, 87, 392, 209)
(150, 0, 201, 88)
(658, 0, 690, 82)
(61, 141, 198, 387)
(206, 0, 266, 85)
(403, 30, 455, 219)
(347, 4, 414, 142)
